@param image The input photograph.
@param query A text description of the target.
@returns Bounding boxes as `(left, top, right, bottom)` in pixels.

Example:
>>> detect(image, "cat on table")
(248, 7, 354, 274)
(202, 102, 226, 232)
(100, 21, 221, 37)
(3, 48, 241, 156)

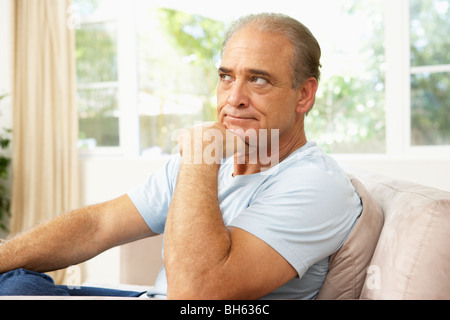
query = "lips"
(219, 105, 258, 131)
(226, 114, 255, 121)
(224, 114, 258, 130)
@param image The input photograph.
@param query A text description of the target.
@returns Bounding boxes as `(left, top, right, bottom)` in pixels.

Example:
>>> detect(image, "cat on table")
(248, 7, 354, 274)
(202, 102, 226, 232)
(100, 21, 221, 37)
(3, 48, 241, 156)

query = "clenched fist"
(176, 122, 250, 165)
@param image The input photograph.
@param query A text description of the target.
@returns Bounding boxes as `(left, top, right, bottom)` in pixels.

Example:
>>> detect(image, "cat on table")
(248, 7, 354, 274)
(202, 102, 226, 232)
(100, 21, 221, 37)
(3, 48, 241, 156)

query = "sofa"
(317, 169, 450, 299)
(119, 169, 450, 300)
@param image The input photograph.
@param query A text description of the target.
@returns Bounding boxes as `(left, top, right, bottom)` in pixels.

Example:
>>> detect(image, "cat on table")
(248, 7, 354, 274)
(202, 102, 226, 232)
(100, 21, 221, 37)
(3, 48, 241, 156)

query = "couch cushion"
(358, 174, 450, 300)
(316, 176, 384, 300)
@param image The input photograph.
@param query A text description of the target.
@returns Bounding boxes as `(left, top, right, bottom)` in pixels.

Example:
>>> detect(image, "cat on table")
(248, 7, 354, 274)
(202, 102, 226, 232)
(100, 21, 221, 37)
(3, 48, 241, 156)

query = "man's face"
(217, 26, 303, 146)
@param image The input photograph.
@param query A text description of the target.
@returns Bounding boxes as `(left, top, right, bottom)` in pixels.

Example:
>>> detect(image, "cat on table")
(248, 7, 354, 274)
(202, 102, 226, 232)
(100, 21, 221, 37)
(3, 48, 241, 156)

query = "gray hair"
(221, 13, 322, 90)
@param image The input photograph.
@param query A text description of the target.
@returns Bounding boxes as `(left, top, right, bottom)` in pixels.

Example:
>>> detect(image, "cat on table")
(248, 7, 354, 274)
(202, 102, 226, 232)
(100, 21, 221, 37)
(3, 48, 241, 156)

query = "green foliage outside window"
(410, 0, 450, 146)
(157, 8, 226, 121)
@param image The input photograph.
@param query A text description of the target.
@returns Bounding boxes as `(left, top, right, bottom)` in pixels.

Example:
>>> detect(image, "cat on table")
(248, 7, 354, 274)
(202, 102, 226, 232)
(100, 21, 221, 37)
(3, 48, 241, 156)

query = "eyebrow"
(218, 67, 273, 79)
(248, 69, 272, 79)
(218, 67, 232, 74)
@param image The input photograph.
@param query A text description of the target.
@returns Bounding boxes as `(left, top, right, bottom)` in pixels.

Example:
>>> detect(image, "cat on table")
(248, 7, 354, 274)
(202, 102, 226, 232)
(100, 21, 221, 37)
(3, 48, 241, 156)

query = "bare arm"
(164, 123, 296, 299)
(0, 194, 155, 274)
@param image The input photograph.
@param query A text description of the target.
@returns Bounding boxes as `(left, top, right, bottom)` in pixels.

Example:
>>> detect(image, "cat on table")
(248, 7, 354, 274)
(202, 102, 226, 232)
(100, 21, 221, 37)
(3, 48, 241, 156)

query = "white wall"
(334, 155, 450, 192)
(78, 156, 167, 285)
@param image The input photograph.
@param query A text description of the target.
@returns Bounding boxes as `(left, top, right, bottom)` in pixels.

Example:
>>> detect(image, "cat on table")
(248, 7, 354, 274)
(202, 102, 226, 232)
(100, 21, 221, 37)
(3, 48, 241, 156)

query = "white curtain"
(10, 0, 80, 284)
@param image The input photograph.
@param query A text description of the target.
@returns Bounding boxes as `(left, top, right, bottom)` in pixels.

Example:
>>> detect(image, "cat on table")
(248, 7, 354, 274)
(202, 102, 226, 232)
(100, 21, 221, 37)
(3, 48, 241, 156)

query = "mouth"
(219, 105, 258, 131)
(223, 115, 257, 132)
(225, 114, 257, 122)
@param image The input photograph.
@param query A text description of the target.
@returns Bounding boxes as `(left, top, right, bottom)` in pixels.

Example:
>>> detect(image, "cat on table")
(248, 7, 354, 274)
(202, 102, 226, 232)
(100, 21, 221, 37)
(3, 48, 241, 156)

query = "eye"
(251, 76, 268, 86)
(219, 74, 233, 83)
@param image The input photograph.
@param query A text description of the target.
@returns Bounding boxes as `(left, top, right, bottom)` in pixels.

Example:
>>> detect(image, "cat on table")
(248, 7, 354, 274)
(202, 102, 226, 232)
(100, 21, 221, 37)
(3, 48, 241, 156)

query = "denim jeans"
(0, 268, 145, 297)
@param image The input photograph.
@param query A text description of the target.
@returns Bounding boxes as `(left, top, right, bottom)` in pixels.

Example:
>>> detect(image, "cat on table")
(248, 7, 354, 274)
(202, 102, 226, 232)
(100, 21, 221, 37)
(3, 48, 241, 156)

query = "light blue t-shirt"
(127, 141, 362, 299)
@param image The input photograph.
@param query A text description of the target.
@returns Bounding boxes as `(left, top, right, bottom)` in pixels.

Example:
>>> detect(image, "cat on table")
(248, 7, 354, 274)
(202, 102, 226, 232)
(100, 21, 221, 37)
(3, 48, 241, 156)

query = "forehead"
(221, 27, 293, 75)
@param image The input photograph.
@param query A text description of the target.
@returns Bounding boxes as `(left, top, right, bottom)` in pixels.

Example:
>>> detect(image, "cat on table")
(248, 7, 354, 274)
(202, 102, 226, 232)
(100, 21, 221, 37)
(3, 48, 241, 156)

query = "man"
(0, 13, 361, 299)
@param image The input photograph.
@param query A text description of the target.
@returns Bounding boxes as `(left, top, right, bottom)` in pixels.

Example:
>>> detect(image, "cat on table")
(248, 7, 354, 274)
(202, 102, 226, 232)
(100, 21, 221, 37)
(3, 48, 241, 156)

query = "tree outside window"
(410, 0, 450, 146)
(75, 0, 120, 149)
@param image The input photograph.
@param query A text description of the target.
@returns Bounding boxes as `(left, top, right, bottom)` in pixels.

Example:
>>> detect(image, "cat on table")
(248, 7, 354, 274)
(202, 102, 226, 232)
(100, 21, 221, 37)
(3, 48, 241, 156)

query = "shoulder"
(249, 142, 361, 230)
(261, 142, 352, 196)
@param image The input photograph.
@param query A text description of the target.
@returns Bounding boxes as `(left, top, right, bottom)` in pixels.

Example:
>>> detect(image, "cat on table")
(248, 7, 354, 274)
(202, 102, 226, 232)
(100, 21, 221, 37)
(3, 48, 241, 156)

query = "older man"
(0, 13, 361, 300)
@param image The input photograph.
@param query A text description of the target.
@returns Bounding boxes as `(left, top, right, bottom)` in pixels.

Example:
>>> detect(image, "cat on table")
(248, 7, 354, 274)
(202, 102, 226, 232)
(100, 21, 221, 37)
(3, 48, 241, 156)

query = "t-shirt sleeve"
(127, 155, 181, 234)
(228, 166, 361, 278)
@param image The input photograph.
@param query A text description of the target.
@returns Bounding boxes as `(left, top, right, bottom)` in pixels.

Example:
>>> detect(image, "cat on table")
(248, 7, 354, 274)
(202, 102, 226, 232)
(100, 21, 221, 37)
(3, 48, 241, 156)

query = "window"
(75, 0, 138, 156)
(410, 0, 450, 146)
(303, 1, 385, 153)
(385, 0, 449, 156)
(74, 0, 449, 157)
(136, 4, 226, 156)
(135, 0, 385, 155)
(75, 0, 120, 151)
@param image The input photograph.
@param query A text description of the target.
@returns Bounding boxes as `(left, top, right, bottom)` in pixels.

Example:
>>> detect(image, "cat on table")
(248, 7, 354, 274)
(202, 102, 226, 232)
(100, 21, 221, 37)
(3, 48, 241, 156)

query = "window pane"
(410, 0, 450, 67)
(74, 0, 120, 150)
(410, 0, 450, 146)
(75, 0, 119, 18)
(136, 6, 224, 155)
(305, 1, 385, 153)
(77, 87, 119, 148)
(75, 22, 118, 84)
(411, 72, 450, 145)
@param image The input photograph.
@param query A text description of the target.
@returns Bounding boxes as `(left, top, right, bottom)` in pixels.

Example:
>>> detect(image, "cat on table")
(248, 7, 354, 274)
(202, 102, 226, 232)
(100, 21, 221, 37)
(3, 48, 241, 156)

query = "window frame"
(77, 1, 139, 157)
(385, 0, 450, 158)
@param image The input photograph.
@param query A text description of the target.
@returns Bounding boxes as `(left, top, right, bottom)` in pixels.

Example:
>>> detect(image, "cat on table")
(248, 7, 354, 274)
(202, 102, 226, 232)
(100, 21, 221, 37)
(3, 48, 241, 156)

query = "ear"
(296, 77, 318, 114)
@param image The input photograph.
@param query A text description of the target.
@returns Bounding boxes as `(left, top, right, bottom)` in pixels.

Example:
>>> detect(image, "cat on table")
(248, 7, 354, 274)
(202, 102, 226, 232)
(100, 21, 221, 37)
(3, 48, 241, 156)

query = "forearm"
(0, 207, 100, 274)
(0, 194, 154, 275)
(164, 162, 232, 298)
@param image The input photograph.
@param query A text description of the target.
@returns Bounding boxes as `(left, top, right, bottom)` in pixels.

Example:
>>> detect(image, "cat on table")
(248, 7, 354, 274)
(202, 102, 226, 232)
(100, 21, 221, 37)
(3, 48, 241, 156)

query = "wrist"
(179, 159, 221, 174)
(179, 134, 223, 166)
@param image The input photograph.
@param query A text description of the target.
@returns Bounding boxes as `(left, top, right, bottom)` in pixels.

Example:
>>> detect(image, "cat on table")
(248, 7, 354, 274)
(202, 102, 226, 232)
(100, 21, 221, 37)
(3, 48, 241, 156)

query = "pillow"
(359, 177, 450, 299)
(316, 176, 384, 300)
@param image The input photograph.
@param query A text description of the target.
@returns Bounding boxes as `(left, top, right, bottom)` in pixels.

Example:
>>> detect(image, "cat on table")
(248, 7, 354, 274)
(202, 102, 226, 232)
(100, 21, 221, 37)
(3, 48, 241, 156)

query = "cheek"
(216, 99, 226, 122)
(261, 97, 298, 127)
(251, 94, 280, 117)
(216, 84, 229, 105)
(216, 91, 225, 117)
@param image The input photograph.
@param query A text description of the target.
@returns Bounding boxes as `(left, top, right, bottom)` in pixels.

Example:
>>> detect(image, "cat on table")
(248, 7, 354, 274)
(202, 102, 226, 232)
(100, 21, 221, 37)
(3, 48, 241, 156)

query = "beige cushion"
(359, 174, 450, 300)
(316, 176, 384, 300)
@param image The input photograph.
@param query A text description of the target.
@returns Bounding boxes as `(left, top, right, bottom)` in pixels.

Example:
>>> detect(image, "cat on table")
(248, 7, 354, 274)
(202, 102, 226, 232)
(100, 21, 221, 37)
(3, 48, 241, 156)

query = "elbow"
(167, 287, 196, 300)
(167, 288, 203, 300)
(164, 250, 235, 299)
(166, 281, 217, 300)
(166, 274, 231, 300)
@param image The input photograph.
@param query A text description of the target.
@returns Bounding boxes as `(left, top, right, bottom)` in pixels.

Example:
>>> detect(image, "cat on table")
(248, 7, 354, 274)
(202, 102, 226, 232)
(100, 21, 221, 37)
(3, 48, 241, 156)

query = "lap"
(0, 269, 145, 297)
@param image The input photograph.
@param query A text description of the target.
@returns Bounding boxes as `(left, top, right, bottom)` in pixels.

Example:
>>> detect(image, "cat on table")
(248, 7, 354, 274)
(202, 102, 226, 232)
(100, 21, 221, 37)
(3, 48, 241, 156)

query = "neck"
(233, 128, 307, 176)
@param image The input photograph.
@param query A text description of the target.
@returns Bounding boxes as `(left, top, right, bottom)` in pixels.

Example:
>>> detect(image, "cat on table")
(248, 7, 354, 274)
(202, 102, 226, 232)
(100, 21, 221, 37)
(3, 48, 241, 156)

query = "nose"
(227, 80, 249, 108)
